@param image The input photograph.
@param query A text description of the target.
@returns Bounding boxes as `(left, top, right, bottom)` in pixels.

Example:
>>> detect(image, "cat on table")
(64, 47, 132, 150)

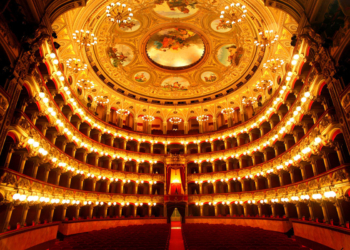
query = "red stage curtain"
(180, 167, 186, 191)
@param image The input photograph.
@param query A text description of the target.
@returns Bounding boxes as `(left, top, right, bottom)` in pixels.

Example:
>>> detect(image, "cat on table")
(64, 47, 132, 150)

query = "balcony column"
(270, 203, 276, 218)
(257, 204, 262, 217)
(198, 121, 203, 133)
(243, 203, 248, 217)
(321, 201, 330, 223)
(301, 123, 309, 135)
(32, 161, 41, 179)
(212, 181, 217, 193)
(18, 154, 28, 174)
(299, 165, 307, 180)
(75, 205, 81, 220)
(75, 120, 82, 130)
(41, 123, 49, 136)
(308, 202, 315, 221)
(19, 203, 30, 227)
(48, 205, 56, 223)
(164, 143, 167, 154)
(71, 146, 77, 158)
(283, 204, 289, 218)
(148, 205, 152, 217)
(136, 162, 140, 173)
(149, 163, 153, 174)
(122, 139, 127, 150)
(121, 160, 125, 171)
(259, 127, 264, 137)
(43, 165, 51, 182)
(254, 178, 259, 190)
(229, 203, 234, 216)
(248, 132, 253, 143)
(4, 145, 15, 169)
(199, 182, 203, 194)
(224, 138, 230, 149)
(283, 138, 290, 150)
(273, 144, 279, 157)
(289, 168, 295, 183)
(263, 150, 268, 162)
(295, 202, 302, 219)
(310, 158, 319, 176)
(184, 143, 187, 154)
(136, 141, 140, 152)
(150, 143, 154, 154)
(78, 175, 85, 190)
(334, 199, 345, 227)
(61, 205, 68, 221)
(87, 205, 94, 219)
(197, 143, 201, 153)
(200, 205, 203, 216)
(335, 143, 345, 165)
(91, 179, 97, 192)
(322, 152, 331, 171)
(213, 118, 217, 131)
(146, 182, 151, 194)
(184, 121, 188, 134)
(34, 204, 43, 224)
(1, 203, 14, 232)
(86, 127, 92, 137)
(82, 151, 88, 163)
(227, 180, 232, 192)
(54, 169, 63, 186)
(238, 157, 243, 168)
(102, 204, 108, 218)
(266, 175, 272, 188)
(278, 172, 284, 186)
(135, 183, 139, 194)
(214, 204, 219, 216)
(118, 205, 122, 217)
(51, 132, 58, 145)
(163, 121, 167, 134)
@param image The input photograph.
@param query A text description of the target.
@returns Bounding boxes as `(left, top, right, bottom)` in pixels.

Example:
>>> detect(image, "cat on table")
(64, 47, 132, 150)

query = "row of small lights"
(192, 191, 337, 206)
(13, 194, 159, 206)
(44, 49, 305, 148)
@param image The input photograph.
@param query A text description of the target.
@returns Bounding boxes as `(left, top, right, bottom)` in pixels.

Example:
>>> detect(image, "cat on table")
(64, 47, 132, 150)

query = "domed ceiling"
(52, 0, 297, 107)
(90, 0, 258, 100)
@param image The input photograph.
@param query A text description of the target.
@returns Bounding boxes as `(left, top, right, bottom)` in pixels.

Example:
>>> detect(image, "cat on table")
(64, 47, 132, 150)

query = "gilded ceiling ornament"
(77, 79, 94, 90)
(72, 30, 98, 47)
(106, 2, 133, 24)
(65, 58, 88, 73)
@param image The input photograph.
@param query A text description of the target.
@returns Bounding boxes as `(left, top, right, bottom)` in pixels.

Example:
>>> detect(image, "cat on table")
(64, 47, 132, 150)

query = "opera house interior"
(0, 0, 350, 249)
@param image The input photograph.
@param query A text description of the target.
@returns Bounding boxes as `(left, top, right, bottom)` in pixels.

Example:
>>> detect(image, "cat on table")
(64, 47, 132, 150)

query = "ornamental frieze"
(277, 188, 287, 196)
(200, 195, 213, 202)
(125, 195, 137, 203)
(266, 190, 276, 197)
(112, 195, 125, 202)
(254, 192, 264, 199)
(227, 194, 240, 200)
(298, 183, 307, 191)
(152, 196, 164, 203)
(214, 195, 227, 201)
(308, 179, 319, 190)
(241, 193, 252, 200)
(0, 172, 17, 186)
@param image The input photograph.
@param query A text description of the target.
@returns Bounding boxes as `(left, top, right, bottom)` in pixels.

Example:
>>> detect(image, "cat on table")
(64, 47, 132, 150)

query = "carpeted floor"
(169, 221, 185, 250)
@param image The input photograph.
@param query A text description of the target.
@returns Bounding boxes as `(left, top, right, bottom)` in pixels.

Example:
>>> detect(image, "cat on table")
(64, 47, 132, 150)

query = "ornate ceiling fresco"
(52, 0, 298, 108)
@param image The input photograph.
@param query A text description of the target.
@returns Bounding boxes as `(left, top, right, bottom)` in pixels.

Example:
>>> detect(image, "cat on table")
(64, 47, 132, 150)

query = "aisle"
(169, 221, 185, 250)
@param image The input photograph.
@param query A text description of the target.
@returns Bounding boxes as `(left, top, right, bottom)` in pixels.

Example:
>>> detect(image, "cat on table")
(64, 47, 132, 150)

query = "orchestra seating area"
(49, 224, 170, 250)
(182, 224, 309, 250)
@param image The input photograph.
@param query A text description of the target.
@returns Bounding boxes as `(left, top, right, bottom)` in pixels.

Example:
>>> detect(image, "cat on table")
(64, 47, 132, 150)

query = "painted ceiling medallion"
(217, 44, 244, 67)
(146, 28, 205, 70)
(107, 44, 134, 67)
(153, 0, 199, 18)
